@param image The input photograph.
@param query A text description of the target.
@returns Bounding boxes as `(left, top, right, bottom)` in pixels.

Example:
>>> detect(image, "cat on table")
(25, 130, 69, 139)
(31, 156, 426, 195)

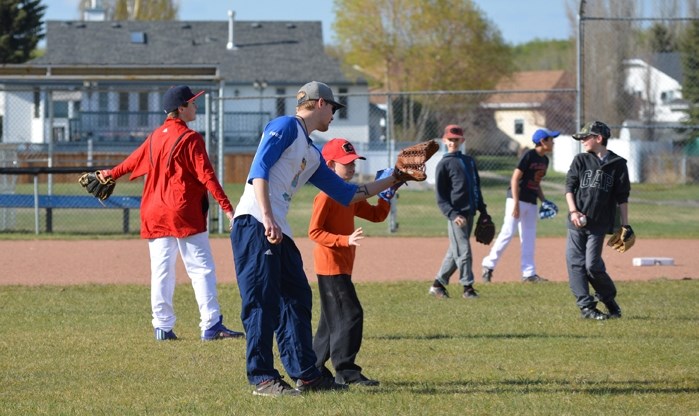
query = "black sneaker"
(253, 377, 300, 397)
(604, 300, 622, 319)
(522, 274, 548, 283)
(482, 267, 493, 283)
(428, 285, 449, 299)
(296, 375, 348, 393)
(336, 373, 380, 387)
(462, 285, 479, 299)
(580, 307, 608, 320)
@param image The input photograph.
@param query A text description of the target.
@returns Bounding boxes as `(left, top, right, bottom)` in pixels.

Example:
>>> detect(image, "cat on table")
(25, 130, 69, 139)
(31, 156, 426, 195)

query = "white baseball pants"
(148, 231, 221, 332)
(481, 198, 538, 278)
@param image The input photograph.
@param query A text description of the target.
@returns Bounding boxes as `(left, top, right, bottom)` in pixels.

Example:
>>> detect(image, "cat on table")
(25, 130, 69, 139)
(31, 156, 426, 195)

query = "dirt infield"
(1, 237, 695, 286)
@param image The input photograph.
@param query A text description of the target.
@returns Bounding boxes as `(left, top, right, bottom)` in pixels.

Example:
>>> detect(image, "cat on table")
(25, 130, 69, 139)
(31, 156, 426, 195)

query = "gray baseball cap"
(296, 81, 345, 110)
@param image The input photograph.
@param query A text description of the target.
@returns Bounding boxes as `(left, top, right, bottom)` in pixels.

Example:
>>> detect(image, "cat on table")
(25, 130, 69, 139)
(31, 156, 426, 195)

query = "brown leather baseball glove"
(607, 225, 635, 253)
(393, 140, 440, 182)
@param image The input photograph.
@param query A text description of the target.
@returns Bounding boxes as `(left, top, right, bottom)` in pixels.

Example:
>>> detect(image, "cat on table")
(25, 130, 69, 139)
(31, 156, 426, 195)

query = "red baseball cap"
(322, 138, 366, 164)
(443, 124, 464, 139)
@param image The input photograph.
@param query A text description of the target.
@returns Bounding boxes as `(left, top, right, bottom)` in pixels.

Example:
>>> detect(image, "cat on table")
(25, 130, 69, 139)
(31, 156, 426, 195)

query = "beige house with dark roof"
(482, 70, 575, 151)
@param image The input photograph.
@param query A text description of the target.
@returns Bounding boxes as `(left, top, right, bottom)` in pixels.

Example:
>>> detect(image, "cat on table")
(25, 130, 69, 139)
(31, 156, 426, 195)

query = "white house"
(623, 53, 688, 125)
(0, 10, 372, 149)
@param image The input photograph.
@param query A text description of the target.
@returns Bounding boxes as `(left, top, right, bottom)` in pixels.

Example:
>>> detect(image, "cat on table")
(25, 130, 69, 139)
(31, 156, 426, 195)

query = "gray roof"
(30, 20, 352, 86)
(650, 52, 683, 84)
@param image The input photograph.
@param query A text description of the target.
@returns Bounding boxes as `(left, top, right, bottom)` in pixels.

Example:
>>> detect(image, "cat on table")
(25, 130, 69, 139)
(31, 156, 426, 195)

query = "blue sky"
(42, 0, 576, 45)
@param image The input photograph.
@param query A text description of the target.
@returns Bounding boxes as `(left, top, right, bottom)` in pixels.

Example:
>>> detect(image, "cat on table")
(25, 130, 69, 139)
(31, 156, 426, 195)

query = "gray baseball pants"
(566, 228, 617, 309)
(436, 215, 475, 287)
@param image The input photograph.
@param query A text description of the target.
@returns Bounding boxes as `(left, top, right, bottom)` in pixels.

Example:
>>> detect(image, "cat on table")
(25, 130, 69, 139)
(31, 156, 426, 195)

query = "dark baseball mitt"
(393, 140, 440, 182)
(78, 171, 116, 201)
(474, 213, 495, 245)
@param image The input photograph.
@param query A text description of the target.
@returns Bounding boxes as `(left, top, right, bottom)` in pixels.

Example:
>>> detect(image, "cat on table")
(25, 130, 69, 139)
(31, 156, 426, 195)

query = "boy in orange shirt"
(309, 138, 398, 386)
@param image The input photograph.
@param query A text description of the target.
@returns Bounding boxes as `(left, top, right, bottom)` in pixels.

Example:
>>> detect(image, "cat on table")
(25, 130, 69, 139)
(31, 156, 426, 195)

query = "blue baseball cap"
(532, 128, 560, 144)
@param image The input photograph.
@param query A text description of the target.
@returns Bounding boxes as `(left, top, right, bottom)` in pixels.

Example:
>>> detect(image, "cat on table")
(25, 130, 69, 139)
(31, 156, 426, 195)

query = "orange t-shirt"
(309, 192, 390, 275)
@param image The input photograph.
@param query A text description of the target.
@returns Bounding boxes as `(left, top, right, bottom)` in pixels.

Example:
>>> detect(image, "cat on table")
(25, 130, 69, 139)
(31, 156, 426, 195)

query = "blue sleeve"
(308, 150, 358, 206)
(247, 116, 298, 183)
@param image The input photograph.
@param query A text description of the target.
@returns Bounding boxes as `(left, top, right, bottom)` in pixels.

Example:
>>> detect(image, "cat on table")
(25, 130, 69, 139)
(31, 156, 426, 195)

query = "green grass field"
(4, 178, 699, 238)
(1, 280, 697, 415)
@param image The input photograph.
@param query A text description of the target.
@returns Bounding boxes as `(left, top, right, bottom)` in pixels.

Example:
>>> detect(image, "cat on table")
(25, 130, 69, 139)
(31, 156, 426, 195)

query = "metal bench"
(0, 194, 141, 233)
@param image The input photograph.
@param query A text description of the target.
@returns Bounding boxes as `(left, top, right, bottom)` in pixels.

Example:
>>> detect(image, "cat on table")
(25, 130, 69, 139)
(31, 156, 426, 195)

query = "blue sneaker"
(154, 328, 177, 341)
(201, 315, 245, 341)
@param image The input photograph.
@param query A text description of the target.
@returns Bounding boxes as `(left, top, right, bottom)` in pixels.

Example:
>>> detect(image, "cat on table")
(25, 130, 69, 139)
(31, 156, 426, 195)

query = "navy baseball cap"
(532, 128, 560, 144)
(573, 121, 611, 140)
(163, 85, 204, 113)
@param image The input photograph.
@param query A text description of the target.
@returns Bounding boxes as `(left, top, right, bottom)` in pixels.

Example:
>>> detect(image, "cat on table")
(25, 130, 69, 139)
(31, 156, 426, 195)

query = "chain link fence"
(1, 82, 696, 236)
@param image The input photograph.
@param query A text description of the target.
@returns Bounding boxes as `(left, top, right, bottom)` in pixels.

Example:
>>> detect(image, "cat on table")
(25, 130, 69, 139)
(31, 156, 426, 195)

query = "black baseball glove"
(78, 171, 116, 201)
(474, 213, 495, 245)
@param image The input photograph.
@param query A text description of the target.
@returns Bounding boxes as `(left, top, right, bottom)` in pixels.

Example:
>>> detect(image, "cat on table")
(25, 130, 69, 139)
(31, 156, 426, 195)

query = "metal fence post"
(385, 90, 399, 233)
(47, 89, 54, 196)
(204, 93, 213, 231)
(217, 83, 225, 234)
(205, 93, 212, 155)
(33, 174, 40, 235)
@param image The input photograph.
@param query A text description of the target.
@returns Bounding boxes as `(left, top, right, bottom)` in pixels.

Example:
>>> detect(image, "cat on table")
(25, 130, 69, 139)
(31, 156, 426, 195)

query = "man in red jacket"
(101, 85, 244, 341)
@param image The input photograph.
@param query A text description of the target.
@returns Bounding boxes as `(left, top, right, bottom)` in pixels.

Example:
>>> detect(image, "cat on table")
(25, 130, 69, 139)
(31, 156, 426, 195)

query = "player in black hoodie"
(429, 124, 488, 300)
(565, 121, 631, 320)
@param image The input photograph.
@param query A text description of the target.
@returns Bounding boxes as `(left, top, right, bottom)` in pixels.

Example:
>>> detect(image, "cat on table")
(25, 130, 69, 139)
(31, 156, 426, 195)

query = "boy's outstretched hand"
(349, 227, 364, 246)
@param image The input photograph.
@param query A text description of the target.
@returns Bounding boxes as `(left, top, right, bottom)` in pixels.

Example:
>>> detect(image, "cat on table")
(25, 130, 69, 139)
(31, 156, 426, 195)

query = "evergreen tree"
(649, 23, 677, 53)
(0, 0, 46, 63)
(680, 20, 699, 134)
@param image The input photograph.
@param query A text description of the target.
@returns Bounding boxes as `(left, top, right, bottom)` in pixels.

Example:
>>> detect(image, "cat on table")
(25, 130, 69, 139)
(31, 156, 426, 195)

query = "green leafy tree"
(335, 0, 511, 92)
(513, 39, 575, 72)
(0, 0, 46, 63)
(113, 0, 128, 20)
(334, 0, 513, 140)
(79, 0, 177, 21)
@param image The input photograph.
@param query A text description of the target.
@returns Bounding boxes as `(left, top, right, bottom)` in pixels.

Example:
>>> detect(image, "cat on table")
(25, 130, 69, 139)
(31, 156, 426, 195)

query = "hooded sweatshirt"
(565, 150, 630, 234)
(435, 151, 487, 220)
